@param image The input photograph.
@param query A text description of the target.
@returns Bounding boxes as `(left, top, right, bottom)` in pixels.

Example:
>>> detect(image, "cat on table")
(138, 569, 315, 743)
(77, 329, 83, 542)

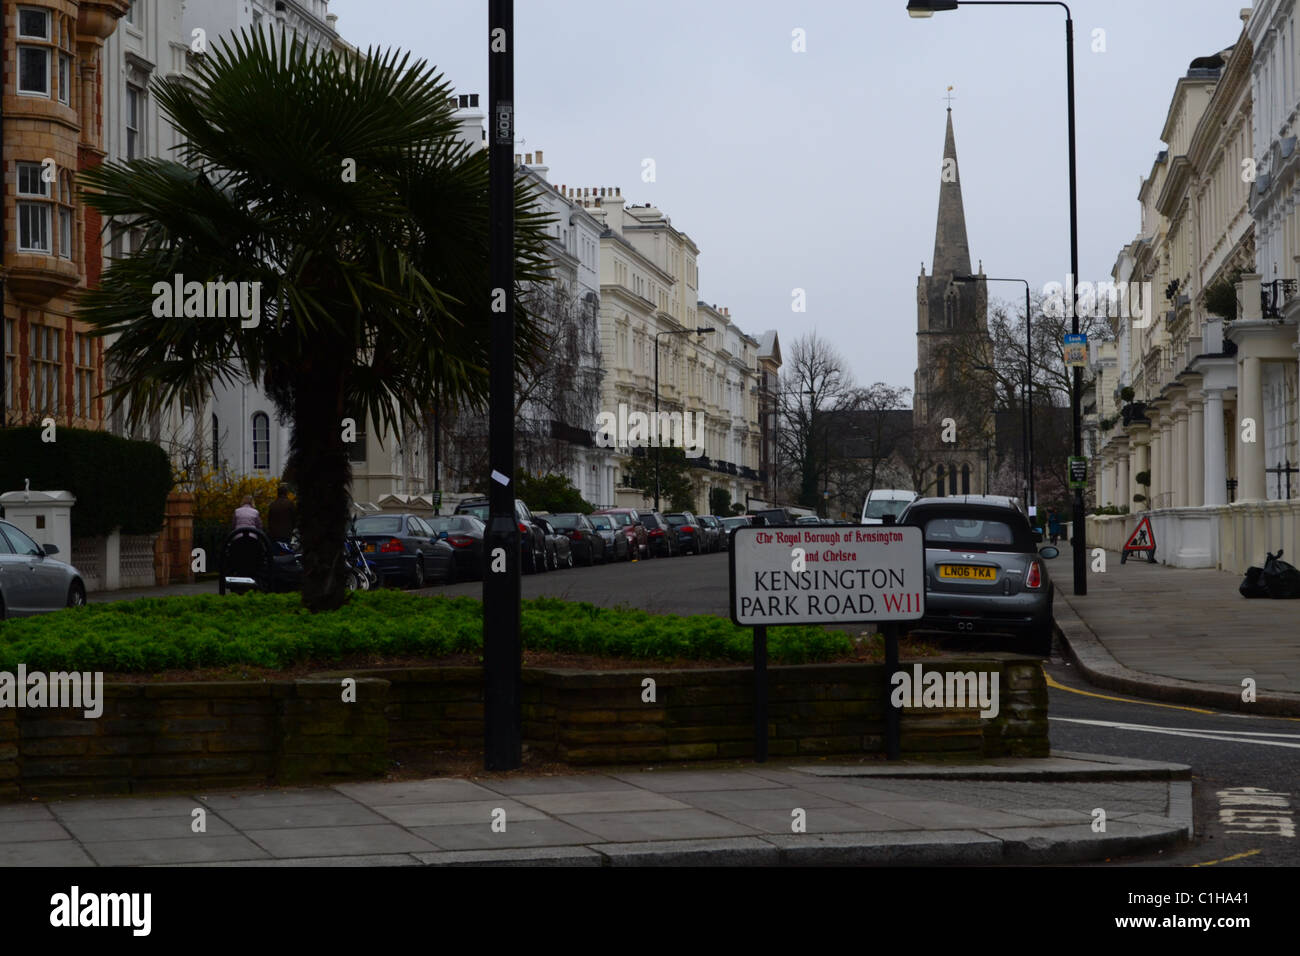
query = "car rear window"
(909, 511, 1028, 550)
(355, 516, 403, 535)
(864, 499, 910, 519)
(589, 515, 614, 530)
(642, 515, 661, 528)
(665, 515, 688, 526)
(549, 514, 582, 529)
(457, 504, 490, 522)
(425, 517, 462, 533)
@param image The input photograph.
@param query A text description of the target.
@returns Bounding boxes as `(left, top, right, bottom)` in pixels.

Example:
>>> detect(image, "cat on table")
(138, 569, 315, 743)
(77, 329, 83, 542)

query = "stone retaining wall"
(0, 659, 1047, 799)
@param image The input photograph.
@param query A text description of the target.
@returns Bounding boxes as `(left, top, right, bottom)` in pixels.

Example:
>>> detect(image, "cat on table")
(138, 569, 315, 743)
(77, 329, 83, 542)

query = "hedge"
(0, 591, 855, 673)
(0, 425, 173, 537)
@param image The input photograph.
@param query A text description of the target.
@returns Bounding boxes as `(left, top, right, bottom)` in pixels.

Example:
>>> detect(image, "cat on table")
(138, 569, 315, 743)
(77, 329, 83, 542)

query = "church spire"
(931, 108, 972, 279)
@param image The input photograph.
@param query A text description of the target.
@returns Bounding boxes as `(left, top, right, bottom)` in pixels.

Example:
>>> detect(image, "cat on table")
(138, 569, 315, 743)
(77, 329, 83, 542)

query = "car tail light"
(571, 530, 583, 539)
(518, 522, 529, 535)
(380, 537, 404, 553)
(446, 535, 474, 548)
(649, 529, 664, 536)
(682, 526, 695, 534)
(1026, 560, 1042, 589)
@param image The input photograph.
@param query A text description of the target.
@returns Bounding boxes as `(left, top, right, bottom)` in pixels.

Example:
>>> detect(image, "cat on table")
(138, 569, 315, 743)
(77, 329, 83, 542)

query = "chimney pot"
(525, 153, 533, 164)
(536, 149, 543, 163)
(470, 94, 479, 107)
(515, 153, 521, 165)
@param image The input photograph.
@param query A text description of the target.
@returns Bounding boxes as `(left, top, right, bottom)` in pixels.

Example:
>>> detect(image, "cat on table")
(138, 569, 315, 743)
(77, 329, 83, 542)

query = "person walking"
(267, 485, 295, 548)
(1047, 508, 1062, 546)
(232, 495, 263, 531)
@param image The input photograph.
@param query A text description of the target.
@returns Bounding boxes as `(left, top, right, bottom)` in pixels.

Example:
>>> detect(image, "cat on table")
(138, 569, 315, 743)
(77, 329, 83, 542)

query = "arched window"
(948, 464, 958, 495)
(936, 465, 946, 497)
(961, 463, 971, 495)
(252, 412, 270, 470)
(945, 289, 958, 328)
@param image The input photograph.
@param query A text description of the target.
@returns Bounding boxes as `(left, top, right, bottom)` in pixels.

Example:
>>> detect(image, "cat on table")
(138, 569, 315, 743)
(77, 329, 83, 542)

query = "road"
(439, 547, 1298, 866)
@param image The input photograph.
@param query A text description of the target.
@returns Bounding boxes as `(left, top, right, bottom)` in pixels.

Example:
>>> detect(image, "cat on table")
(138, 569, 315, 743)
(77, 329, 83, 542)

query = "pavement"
(1053, 542, 1300, 715)
(0, 753, 1190, 867)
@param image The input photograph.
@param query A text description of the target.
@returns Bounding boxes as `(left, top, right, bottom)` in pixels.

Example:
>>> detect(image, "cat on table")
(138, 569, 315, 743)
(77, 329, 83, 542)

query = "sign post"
(1068, 456, 1087, 490)
(729, 524, 925, 761)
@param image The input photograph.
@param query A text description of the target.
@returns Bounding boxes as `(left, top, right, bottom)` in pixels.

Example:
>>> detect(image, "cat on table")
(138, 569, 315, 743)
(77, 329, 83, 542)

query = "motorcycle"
(345, 521, 379, 591)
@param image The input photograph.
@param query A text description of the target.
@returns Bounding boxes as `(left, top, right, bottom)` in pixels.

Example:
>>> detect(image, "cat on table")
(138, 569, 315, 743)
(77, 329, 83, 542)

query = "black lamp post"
(654, 327, 714, 511)
(957, 275, 1034, 511)
(909, 0, 1085, 595)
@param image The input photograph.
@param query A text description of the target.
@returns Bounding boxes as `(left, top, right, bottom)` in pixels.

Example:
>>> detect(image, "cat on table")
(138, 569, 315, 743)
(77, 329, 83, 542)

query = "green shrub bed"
(0, 591, 853, 673)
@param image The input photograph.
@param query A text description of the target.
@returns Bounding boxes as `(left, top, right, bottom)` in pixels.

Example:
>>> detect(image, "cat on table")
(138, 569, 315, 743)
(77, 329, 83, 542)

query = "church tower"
(915, 107, 993, 497)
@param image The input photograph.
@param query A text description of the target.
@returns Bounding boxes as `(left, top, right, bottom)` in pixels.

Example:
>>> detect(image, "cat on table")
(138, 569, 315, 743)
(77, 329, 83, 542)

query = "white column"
(1173, 411, 1188, 508)
(1188, 398, 1205, 506)
(1204, 389, 1227, 505)
(1149, 424, 1163, 507)
(1116, 449, 1130, 510)
(1239, 355, 1267, 501)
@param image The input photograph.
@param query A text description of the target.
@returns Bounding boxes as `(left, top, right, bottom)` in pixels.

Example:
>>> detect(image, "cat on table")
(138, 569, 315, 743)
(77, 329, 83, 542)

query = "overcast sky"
(330, 0, 1252, 398)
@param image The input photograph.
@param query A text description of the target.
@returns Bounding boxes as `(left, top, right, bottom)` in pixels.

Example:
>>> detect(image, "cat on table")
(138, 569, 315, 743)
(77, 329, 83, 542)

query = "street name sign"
(729, 526, 926, 626)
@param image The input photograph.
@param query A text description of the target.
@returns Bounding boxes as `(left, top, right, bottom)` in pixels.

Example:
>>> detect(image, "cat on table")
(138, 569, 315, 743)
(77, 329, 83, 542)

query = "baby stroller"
(219, 527, 303, 594)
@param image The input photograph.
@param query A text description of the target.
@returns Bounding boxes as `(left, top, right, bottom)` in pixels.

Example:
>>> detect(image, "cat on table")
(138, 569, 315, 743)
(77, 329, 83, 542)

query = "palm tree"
(76, 30, 553, 610)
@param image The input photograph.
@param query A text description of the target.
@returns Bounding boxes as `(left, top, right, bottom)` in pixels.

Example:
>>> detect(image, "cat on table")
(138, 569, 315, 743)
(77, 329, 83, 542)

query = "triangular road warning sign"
(1120, 516, 1157, 564)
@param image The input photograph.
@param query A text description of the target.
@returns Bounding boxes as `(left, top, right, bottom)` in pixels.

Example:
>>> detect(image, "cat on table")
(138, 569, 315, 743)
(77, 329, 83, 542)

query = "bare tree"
(776, 332, 860, 513)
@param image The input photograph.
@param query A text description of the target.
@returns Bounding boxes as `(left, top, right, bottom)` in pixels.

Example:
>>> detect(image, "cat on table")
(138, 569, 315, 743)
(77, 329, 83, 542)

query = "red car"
(593, 508, 650, 559)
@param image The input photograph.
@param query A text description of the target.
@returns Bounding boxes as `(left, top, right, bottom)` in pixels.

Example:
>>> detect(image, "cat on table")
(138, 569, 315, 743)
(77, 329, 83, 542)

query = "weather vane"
(944, 85, 955, 108)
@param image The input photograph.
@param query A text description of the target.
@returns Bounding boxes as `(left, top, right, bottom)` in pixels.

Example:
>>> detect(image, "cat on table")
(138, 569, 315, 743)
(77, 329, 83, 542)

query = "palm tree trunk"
(291, 359, 350, 611)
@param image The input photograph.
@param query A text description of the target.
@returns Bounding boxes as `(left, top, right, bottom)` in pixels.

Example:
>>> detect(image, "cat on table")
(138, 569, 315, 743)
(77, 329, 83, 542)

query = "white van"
(861, 489, 918, 525)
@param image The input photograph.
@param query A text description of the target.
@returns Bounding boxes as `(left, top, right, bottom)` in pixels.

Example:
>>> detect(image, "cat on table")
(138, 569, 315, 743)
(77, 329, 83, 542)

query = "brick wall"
(0, 660, 1048, 800)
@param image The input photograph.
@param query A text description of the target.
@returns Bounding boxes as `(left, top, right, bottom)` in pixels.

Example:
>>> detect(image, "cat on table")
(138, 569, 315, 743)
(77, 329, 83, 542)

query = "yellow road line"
(1045, 672, 1300, 722)
(1189, 849, 1262, 867)
(1044, 673, 1217, 714)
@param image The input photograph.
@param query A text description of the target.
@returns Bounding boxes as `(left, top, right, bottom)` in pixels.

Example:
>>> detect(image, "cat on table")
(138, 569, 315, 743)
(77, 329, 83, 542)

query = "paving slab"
(198, 789, 359, 810)
(553, 809, 759, 842)
(49, 796, 206, 821)
(245, 824, 438, 858)
(669, 787, 852, 813)
(510, 789, 690, 815)
(182, 854, 422, 867)
(83, 835, 269, 866)
(61, 814, 237, 843)
(0, 804, 57, 823)
(369, 799, 546, 828)
(719, 806, 918, 835)
(609, 771, 783, 793)
(484, 775, 640, 796)
(216, 804, 391, 830)
(0, 841, 98, 866)
(410, 819, 602, 851)
(334, 779, 501, 805)
(0, 820, 71, 843)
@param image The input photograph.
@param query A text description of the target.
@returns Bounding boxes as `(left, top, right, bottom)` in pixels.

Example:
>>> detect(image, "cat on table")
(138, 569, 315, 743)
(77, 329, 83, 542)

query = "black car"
(455, 496, 548, 574)
(425, 514, 486, 580)
(641, 511, 679, 557)
(532, 515, 574, 570)
(750, 507, 795, 527)
(352, 513, 455, 588)
(548, 513, 607, 565)
(664, 512, 704, 555)
(697, 515, 724, 552)
(586, 513, 630, 561)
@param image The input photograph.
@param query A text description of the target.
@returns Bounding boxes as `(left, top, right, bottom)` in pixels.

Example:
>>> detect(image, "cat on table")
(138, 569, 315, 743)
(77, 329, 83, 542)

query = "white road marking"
(1216, 787, 1295, 838)
(1049, 716, 1300, 749)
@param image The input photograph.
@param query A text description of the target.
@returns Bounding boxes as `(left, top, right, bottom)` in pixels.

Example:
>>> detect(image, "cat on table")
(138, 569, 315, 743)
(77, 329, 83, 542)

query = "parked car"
(719, 515, 751, 541)
(862, 489, 918, 525)
(455, 496, 548, 573)
(665, 512, 708, 554)
(795, 515, 822, 526)
(586, 513, 631, 561)
(352, 513, 456, 587)
(532, 515, 573, 570)
(749, 507, 795, 527)
(898, 495, 1058, 657)
(425, 514, 486, 580)
(640, 511, 679, 557)
(698, 515, 725, 551)
(593, 507, 650, 559)
(0, 519, 86, 618)
(548, 513, 607, 565)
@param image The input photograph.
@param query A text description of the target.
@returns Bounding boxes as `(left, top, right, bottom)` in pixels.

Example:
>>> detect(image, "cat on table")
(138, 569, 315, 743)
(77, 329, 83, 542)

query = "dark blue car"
(352, 513, 455, 588)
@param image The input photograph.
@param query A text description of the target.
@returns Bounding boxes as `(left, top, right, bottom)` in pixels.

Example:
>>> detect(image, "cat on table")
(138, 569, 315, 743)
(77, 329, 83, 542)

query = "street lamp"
(956, 275, 1034, 511)
(908, 0, 1085, 596)
(803, 387, 831, 517)
(654, 327, 714, 511)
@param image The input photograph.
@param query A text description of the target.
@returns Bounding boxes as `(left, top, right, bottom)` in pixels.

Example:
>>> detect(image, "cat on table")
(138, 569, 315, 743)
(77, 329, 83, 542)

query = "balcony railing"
(1261, 279, 1298, 319)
